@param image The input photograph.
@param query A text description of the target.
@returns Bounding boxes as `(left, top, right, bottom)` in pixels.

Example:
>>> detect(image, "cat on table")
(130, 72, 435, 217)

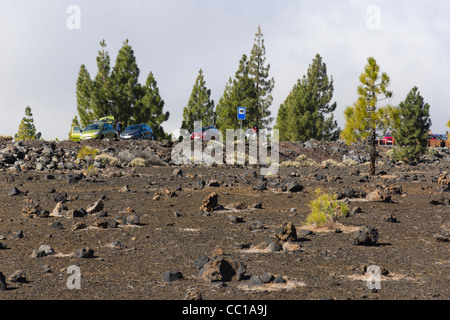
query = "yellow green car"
(79, 123, 119, 141)
(69, 126, 83, 142)
(98, 116, 115, 124)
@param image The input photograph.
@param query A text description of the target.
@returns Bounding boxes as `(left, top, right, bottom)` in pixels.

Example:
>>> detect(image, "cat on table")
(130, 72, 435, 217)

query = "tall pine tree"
(341, 57, 395, 176)
(181, 69, 215, 132)
(392, 87, 431, 160)
(110, 39, 140, 128)
(90, 39, 113, 122)
(275, 54, 340, 141)
(76, 39, 170, 136)
(76, 64, 94, 127)
(248, 26, 274, 129)
(134, 71, 170, 139)
(216, 54, 258, 136)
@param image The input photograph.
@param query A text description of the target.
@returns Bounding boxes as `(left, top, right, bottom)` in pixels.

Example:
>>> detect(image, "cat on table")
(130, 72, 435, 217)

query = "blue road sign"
(237, 107, 246, 120)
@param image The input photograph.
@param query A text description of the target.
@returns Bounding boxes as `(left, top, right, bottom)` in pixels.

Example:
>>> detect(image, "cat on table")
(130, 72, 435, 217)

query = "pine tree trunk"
(369, 129, 376, 176)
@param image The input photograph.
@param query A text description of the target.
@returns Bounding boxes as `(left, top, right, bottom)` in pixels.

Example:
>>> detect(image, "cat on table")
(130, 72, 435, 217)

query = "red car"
(381, 132, 395, 145)
(190, 126, 220, 141)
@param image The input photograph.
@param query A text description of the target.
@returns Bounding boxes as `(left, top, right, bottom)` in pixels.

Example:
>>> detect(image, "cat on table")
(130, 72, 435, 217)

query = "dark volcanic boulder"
(353, 226, 379, 246)
(199, 256, 246, 282)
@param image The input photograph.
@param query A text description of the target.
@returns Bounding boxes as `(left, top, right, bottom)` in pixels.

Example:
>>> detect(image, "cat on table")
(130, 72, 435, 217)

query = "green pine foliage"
(92, 39, 113, 122)
(109, 39, 141, 127)
(181, 69, 215, 133)
(248, 26, 274, 129)
(134, 71, 170, 140)
(215, 54, 258, 136)
(392, 87, 431, 161)
(275, 54, 340, 142)
(76, 64, 94, 127)
(71, 115, 81, 127)
(15, 106, 41, 141)
(341, 57, 395, 176)
(216, 26, 274, 136)
(76, 39, 169, 136)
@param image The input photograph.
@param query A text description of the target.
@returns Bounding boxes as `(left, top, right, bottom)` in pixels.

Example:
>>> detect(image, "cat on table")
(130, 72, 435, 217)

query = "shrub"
(77, 146, 99, 160)
(280, 155, 317, 168)
(306, 189, 349, 227)
(0, 135, 13, 141)
(95, 154, 119, 167)
(320, 159, 343, 167)
(343, 158, 358, 166)
(130, 157, 146, 167)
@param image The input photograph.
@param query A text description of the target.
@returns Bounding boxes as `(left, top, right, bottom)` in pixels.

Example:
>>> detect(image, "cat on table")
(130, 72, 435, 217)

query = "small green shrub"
(306, 189, 349, 227)
(77, 146, 99, 160)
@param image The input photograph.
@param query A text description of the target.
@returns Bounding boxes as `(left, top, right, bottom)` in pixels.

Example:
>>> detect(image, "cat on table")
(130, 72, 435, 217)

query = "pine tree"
(181, 69, 215, 132)
(303, 54, 340, 140)
(15, 106, 41, 140)
(392, 87, 431, 160)
(274, 91, 291, 141)
(275, 54, 340, 141)
(134, 71, 170, 139)
(341, 57, 394, 176)
(110, 39, 140, 128)
(90, 39, 113, 121)
(71, 115, 81, 127)
(216, 55, 258, 136)
(248, 26, 274, 129)
(76, 64, 94, 127)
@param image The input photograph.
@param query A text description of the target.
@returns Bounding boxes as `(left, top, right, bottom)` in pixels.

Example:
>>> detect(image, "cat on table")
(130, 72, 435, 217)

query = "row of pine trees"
(74, 26, 343, 140)
(14, 26, 449, 174)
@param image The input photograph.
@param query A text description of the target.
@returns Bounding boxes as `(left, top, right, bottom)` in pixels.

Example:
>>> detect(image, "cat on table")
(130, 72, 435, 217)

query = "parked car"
(79, 123, 118, 141)
(381, 132, 395, 145)
(428, 134, 437, 140)
(96, 116, 115, 124)
(69, 126, 83, 142)
(191, 126, 220, 141)
(120, 124, 154, 140)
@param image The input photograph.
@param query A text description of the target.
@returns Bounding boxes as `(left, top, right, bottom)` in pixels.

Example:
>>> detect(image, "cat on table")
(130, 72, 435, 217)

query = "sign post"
(237, 107, 246, 131)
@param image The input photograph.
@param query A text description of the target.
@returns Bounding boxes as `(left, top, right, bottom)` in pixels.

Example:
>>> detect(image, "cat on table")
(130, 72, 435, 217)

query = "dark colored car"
(120, 124, 154, 140)
(190, 126, 220, 141)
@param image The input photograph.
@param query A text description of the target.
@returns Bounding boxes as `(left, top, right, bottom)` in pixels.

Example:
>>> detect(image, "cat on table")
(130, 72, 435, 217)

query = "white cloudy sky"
(0, 0, 449, 140)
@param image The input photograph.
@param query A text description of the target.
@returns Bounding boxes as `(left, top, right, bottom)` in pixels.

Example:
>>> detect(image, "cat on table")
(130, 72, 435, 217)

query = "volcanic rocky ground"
(0, 138, 448, 300)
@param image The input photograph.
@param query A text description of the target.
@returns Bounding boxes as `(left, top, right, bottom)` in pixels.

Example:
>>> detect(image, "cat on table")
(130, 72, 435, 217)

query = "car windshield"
(125, 125, 142, 131)
(194, 127, 208, 133)
(85, 124, 101, 131)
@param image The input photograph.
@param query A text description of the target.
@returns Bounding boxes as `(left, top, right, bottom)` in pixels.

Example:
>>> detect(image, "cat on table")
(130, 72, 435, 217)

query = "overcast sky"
(0, 0, 449, 140)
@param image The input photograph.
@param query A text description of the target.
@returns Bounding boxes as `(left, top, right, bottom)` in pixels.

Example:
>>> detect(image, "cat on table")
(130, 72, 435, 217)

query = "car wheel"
(140, 134, 144, 141)
(114, 134, 118, 141)
(100, 135, 104, 140)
